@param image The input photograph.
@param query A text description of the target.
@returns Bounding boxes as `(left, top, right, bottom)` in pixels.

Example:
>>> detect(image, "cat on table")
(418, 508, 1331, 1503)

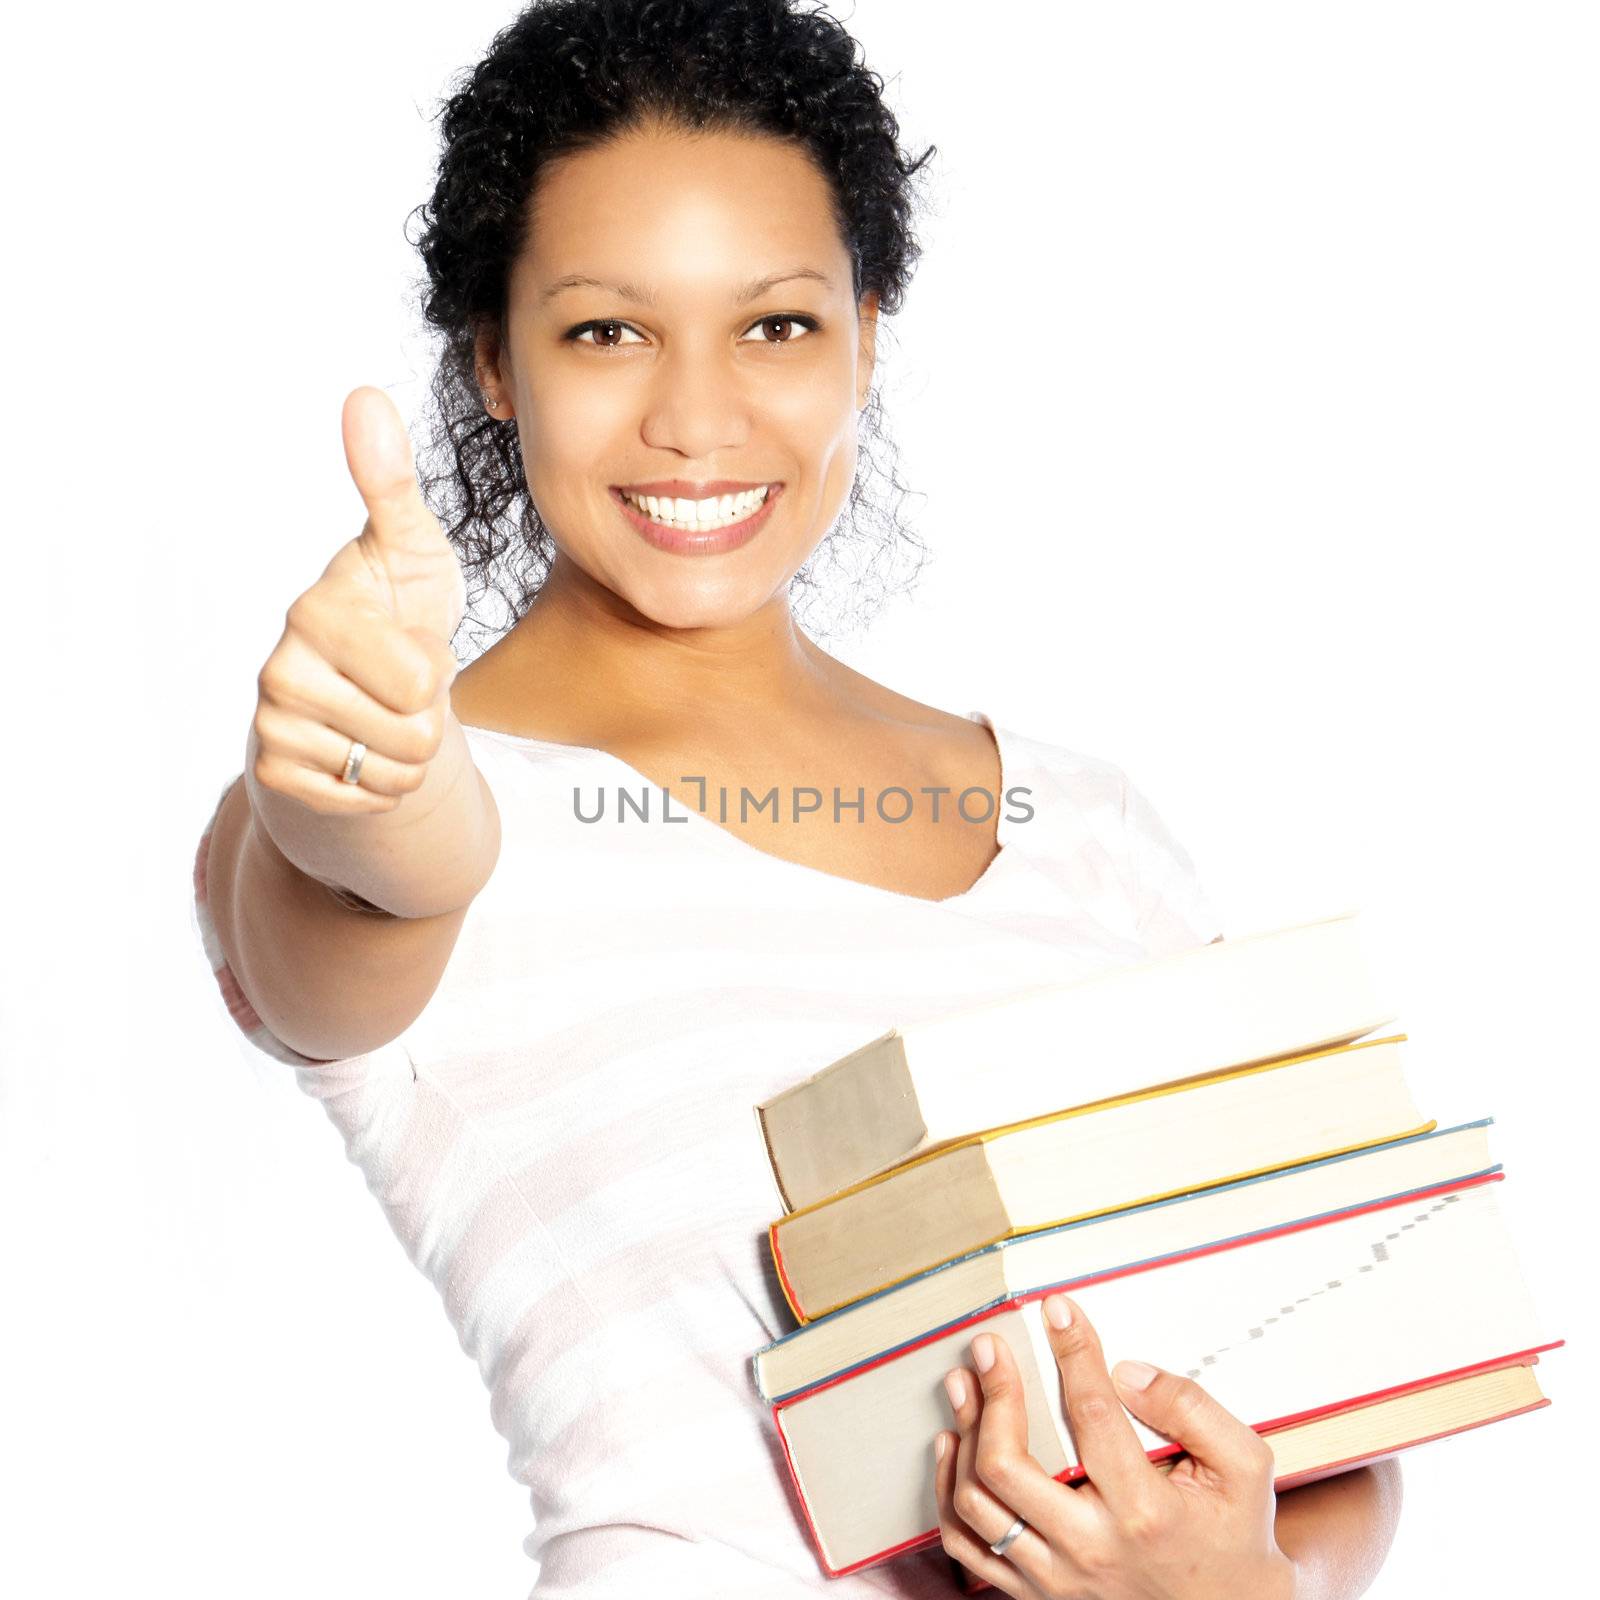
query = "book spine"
(769, 1216, 805, 1324)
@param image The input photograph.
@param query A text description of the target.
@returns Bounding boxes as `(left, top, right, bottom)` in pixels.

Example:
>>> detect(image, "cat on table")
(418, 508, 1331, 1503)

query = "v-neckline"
(461, 710, 1015, 909)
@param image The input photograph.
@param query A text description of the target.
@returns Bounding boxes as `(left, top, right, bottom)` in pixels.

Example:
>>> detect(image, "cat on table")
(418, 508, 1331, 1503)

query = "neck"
(489, 551, 840, 749)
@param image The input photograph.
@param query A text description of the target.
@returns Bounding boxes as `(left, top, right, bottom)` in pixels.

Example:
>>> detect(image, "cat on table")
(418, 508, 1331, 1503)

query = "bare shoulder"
(825, 665, 999, 786)
(821, 655, 968, 732)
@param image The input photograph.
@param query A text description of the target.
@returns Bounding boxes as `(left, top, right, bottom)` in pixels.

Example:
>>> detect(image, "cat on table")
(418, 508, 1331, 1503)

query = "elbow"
(1350, 1458, 1405, 1594)
(1371, 1456, 1404, 1537)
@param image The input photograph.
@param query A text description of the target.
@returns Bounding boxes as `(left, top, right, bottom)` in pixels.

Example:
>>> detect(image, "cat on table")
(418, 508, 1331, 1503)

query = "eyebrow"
(538, 267, 833, 308)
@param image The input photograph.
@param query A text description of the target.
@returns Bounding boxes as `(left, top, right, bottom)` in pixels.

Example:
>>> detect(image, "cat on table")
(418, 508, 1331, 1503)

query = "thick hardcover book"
(950, 1356, 1551, 1593)
(770, 1173, 1561, 1575)
(758, 911, 1393, 1211)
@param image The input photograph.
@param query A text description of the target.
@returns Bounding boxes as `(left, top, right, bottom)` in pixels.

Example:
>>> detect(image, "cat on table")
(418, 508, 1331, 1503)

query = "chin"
(618, 568, 796, 631)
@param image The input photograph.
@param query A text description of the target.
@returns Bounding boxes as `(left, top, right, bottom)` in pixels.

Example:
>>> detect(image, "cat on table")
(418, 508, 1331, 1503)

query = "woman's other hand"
(933, 1294, 1297, 1600)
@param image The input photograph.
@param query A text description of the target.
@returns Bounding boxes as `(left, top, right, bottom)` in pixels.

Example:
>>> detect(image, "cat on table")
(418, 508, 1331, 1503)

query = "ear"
(472, 316, 515, 419)
(855, 290, 880, 409)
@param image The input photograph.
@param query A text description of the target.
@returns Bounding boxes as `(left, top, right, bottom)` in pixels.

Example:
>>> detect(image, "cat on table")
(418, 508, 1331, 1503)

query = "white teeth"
(622, 486, 770, 531)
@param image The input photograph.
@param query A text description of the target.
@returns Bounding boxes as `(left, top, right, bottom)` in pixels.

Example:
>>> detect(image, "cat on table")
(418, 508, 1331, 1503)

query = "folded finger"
(935, 1421, 1049, 1599)
(253, 699, 430, 799)
(265, 630, 450, 765)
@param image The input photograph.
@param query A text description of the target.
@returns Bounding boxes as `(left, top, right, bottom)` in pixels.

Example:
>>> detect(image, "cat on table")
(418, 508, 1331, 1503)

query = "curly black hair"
(405, 0, 937, 649)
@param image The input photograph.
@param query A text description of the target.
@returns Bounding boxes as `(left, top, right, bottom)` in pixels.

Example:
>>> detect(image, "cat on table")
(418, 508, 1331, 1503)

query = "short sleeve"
(190, 775, 331, 1068)
(1118, 768, 1225, 957)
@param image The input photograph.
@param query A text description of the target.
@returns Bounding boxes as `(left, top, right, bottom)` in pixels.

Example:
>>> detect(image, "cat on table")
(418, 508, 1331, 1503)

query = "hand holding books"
(933, 1294, 1297, 1600)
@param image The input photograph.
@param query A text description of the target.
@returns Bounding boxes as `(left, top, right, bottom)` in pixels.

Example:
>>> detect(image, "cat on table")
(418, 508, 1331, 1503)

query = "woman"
(194, 1, 1401, 1594)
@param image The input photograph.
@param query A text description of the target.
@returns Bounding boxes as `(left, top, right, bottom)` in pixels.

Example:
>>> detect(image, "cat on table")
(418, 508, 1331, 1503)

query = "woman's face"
(482, 121, 879, 631)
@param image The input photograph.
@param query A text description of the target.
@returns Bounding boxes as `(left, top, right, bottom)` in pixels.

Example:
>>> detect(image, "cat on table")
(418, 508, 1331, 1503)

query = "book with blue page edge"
(754, 1118, 1503, 1405)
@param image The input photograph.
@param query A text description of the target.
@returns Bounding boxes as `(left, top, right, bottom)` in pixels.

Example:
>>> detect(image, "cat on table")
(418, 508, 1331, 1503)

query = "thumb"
(341, 385, 443, 557)
(1110, 1362, 1276, 1487)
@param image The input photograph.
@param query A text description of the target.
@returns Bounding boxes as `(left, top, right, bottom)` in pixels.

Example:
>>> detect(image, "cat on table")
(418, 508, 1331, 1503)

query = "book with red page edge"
(771, 1174, 1564, 1577)
(948, 1351, 1551, 1595)
(789, 1341, 1562, 1579)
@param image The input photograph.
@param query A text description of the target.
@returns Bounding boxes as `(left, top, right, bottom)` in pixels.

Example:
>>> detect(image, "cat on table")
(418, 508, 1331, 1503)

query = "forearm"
(1274, 1460, 1403, 1600)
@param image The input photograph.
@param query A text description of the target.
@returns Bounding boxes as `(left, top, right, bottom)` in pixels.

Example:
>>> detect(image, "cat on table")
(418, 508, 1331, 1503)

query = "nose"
(638, 342, 752, 460)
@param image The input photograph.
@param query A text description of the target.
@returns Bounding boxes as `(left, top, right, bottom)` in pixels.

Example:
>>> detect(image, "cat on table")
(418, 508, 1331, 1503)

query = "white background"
(3, 1, 1594, 1594)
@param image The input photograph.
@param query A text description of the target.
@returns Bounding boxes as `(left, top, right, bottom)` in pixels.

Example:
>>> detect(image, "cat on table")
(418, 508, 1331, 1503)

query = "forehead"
(517, 124, 848, 295)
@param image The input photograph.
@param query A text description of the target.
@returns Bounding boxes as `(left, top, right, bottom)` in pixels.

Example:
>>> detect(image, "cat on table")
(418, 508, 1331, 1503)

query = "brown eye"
(568, 319, 644, 348)
(742, 314, 819, 344)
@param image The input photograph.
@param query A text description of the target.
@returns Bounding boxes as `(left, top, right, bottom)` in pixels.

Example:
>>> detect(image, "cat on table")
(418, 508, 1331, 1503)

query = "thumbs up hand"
(251, 387, 469, 815)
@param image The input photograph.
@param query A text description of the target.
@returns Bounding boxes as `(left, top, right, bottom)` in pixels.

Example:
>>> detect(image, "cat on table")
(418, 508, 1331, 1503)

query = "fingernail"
(1114, 1360, 1159, 1391)
(944, 1370, 968, 1409)
(934, 1432, 949, 1463)
(1043, 1295, 1073, 1330)
(972, 1334, 995, 1374)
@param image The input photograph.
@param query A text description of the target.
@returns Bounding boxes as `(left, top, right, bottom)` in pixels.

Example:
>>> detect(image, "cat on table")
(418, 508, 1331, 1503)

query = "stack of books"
(751, 912, 1561, 1578)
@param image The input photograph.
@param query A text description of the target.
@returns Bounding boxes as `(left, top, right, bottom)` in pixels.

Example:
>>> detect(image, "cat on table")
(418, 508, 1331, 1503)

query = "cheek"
(804, 383, 863, 494)
(519, 373, 629, 505)
(766, 365, 858, 481)
(818, 428, 859, 510)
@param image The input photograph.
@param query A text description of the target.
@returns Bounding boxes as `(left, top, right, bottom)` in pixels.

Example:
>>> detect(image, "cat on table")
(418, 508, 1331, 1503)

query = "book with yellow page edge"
(758, 911, 1394, 1212)
(770, 1033, 1429, 1322)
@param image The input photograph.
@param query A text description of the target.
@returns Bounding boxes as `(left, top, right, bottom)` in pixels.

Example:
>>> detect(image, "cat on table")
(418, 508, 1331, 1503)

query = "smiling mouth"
(616, 485, 773, 533)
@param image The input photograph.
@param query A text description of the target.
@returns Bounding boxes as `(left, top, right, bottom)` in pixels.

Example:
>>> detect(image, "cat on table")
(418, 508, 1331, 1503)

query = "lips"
(612, 481, 780, 554)
(616, 479, 776, 497)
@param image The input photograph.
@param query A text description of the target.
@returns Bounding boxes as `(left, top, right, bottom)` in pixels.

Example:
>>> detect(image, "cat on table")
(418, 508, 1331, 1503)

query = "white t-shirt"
(190, 712, 1222, 1597)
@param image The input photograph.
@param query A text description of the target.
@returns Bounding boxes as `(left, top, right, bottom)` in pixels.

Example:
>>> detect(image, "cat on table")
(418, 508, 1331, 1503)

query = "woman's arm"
(1273, 1460, 1403, 1600)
